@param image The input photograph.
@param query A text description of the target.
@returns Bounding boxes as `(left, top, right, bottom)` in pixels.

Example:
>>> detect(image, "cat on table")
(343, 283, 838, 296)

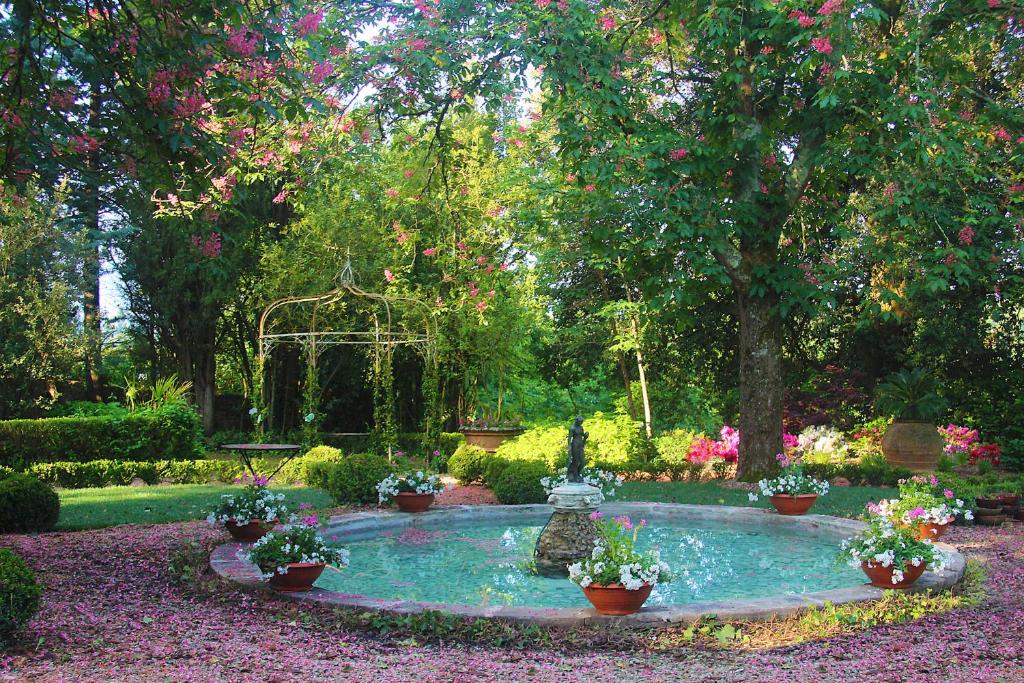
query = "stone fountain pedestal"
(533, 482, 604, 576)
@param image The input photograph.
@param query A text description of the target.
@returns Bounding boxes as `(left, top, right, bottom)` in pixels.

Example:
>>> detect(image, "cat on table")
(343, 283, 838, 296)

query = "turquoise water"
(317, 522, 865, 608)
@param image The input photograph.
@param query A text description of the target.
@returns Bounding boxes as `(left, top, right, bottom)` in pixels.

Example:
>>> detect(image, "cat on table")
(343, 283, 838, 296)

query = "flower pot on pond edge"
(225, 519, 276, 542)
(394, 492, 435, 513)
(860, 561, 927, 589)
(769, 494, 818, 516)
(268, 562, 326, 592)
(581, 583, 653, 616)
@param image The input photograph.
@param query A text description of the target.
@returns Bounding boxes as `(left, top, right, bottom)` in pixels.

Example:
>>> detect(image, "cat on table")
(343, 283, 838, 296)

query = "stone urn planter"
(882, 421, 943, 471)
(861, 561, 927, 589)
(769, 494, 818, 516)
(394, 492, 435, 513)
(581, 583, 653, 616)
(268, 562, 326, 592)
(460, 427, 525, 453)
(225, 519, 276, 542)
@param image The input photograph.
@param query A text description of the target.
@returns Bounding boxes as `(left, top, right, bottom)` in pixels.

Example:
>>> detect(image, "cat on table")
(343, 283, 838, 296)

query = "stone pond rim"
(209, 502, 967, 628)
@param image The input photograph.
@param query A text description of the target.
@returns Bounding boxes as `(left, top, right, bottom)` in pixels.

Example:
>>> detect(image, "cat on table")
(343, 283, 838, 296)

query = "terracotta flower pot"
(460, 427, 525, 453)
(913, 518, 952, 541)
(581, 582, 653, 616)
(394, 492, 435, 513)
(225, 519, 275, 542)
(769, 494, 819, 516)
(268, 562, 326, 592)
(860, 560, 927, 589)
(882, 421, 943, 471)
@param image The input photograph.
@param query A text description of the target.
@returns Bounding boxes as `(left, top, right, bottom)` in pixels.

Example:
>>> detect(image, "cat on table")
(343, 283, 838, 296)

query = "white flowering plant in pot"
(541, 467, 624, 498)
(376, 471, 445, 504)
(567, 513, 671, 590)
(887, 475, 973, 524)
(838, 515, 944, 585)
(239, 514, 349, 579)
(749, 452, 830, 500)
(206, 477, 288, 525)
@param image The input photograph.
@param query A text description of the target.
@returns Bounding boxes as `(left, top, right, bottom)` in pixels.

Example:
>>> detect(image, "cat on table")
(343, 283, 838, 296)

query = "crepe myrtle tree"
(356, 0, 1023, 478)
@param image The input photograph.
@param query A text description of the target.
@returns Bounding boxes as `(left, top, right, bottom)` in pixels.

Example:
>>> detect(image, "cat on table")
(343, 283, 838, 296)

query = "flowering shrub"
(687, 425, 739, 464)
(240, 515, 349, 579)
(751, 452, 830, 499)
(796, 425, 849, 464)
(567, 513, 671, 591)
(206, 478, 288, 525)
(938, 424, 979, 456)
(540, 467, 623, 498)
(376, 471, 445, 504)
(968, 443, 1001, 467)
(838, 516, 945, 584)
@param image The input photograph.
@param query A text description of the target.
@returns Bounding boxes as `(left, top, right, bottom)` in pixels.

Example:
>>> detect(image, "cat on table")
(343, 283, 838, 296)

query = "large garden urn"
(882, 421, 943, 471)
(459, 426, 525, 453)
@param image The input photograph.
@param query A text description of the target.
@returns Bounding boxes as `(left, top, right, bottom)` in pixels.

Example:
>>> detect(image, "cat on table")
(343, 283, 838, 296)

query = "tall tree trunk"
(193, 349, 216, 435)
(735, 287, 784, 480)
(82, 83, 103, 401)
(631, 319, 653, 438)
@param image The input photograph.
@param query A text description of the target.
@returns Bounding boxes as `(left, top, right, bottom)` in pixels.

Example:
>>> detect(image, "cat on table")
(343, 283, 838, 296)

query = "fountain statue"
(533, 416, 604, 575)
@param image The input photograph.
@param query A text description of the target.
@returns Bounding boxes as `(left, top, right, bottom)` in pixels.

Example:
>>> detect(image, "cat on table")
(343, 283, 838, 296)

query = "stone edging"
(209, 502, 967, 627)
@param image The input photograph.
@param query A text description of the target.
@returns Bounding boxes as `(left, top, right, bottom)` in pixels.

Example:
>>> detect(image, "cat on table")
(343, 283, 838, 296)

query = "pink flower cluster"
(938, 424, 979, 455)
(811, 37, 833, 54)
(687, 426, 739, 464)
(294, 11, 324, 37)
(192, 232, 222, 258)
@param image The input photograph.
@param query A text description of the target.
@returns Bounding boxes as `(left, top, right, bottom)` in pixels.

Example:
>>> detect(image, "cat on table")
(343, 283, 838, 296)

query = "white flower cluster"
(376, 471, 445, 504)
(567, 553, 670, 591)
(755, 473, 830, 498)
(797, 426, 849, 461)
(239, 518, 350, 580)
(541, 467, 624, 498)
(206, 488, 287, 526)
(838, 517, 945, 581)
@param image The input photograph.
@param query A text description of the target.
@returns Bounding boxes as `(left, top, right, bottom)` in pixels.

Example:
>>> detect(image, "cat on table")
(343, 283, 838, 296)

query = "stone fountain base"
(533, 483, 603, 576)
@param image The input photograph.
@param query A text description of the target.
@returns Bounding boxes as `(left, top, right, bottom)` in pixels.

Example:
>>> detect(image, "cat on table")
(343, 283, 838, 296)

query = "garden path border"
(210, 502, 966, 627)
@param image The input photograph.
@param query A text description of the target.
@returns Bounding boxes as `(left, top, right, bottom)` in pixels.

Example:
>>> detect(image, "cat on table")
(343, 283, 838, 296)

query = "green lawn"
(57, 484, 334, 531)
(617, 480, 895, 518)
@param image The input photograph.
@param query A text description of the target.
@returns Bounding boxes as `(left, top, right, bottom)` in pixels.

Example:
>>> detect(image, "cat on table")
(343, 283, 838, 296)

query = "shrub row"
(12, 446, 347, 490)
(306, 453, 395, 505)
(802, 455, 914, 488)
(447, 443, 552, 504)
(0, 403, 205, 470)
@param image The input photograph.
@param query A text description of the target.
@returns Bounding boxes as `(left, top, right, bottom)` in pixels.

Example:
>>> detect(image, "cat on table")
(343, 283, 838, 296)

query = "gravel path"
(2, 508, 1022, 682)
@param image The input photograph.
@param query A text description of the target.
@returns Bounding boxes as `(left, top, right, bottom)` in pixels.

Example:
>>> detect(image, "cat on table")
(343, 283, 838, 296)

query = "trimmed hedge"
(0, 474, 60, 533)
(448, 444, 488, 484)
(492, 460, 551, 504)
(0, 549, 42, 648)
(802, 456, 913, 487)
(0, 403, 204, 469)
(22, 449, 347, 489)
(307, 453, 394, 505)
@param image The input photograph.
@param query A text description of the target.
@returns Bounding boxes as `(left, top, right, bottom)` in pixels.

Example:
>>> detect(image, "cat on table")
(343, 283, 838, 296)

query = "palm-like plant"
(875, 369, 947, 421)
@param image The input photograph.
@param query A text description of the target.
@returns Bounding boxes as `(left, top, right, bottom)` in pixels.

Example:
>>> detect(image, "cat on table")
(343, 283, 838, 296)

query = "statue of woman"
(567, 416, 588, 483)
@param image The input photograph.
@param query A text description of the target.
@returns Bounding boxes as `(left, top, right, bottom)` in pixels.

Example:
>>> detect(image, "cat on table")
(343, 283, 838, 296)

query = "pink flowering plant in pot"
(749, 452, 829, 515)
(567, 513, 671, 615)
(239, 514, 349, 592)
(870, 475, 972, 539)
(206, 476, 288, 541)
(838, 515, 945, 588)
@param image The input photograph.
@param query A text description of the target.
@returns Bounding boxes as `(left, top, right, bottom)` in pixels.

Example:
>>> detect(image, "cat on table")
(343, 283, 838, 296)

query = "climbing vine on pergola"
(255, 258, 439, 456)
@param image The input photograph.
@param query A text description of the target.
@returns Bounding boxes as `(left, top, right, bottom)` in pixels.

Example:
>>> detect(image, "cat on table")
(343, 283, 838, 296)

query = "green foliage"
(802, 454, 913, 488)
(154, 459, 242, 485)
(275, 446, 345, 484)
(0, 404, 205, 470)
(447, 444, 488, 485)
(307, 454, 394, 505)
(491, 460, 551, 505)
(0, 474, 59, 533)
(876, 369, 947, 422)
(492, 413, 650, 474)
(0, 466, 13, 480)
(481, 455, 512, 487)
(653, 430, 700, 480)
(1002, 439, 1024, 474)
(0, 549, 43, 648)
(348, 609, 552, 649)
(29, 460, 160, 488)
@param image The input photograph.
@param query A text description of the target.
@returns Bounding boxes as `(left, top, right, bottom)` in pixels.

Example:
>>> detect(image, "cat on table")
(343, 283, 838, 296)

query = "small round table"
(221, 443, 302, 481)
